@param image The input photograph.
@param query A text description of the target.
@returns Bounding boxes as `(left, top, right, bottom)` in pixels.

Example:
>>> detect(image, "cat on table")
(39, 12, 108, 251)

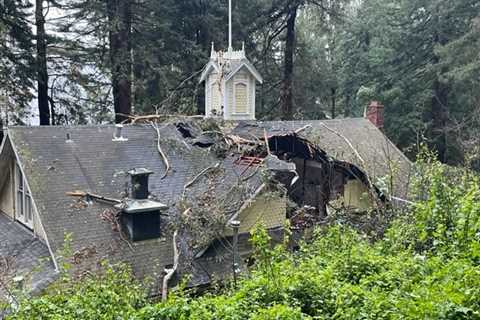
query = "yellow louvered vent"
(235, 83, 248, 114)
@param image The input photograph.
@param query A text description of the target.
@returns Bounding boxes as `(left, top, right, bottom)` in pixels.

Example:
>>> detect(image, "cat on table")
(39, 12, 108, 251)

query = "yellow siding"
(342, 179, 372, 211)
(227, 193, 286, 236)
(234, 82, 248, 114)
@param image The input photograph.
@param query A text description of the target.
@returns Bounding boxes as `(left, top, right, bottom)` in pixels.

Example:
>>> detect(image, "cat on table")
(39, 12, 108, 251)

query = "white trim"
(228, 183, 266, 224)
(15, 163, 33, 229)
(9, 137, 60, 271)
(0, 128, 7, 156)
(199, 61, 220, 83)
(225, 62, 263, 84)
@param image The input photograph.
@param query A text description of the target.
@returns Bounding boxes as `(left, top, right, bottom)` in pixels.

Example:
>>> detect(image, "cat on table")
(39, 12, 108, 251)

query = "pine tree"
(0, 0, 35, 125)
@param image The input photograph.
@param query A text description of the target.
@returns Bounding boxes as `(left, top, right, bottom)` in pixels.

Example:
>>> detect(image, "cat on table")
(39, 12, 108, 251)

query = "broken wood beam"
(66, 191, 122, 204)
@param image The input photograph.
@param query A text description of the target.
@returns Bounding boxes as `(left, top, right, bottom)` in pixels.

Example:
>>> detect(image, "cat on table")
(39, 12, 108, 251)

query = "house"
(0, 104, 412, 298)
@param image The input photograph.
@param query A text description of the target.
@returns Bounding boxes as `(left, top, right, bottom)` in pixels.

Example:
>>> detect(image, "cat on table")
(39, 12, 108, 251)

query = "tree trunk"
(331, 87, 336, 119)
(107, 0, 132, 123)
(280, 4, 298, 120)
(0, 117, 4, 145)
(36, 0, 50, 125)
(344, 94, 351, 117)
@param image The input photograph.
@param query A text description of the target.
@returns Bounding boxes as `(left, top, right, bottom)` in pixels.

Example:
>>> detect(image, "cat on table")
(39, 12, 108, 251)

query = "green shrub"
(7, 154, 480, 319)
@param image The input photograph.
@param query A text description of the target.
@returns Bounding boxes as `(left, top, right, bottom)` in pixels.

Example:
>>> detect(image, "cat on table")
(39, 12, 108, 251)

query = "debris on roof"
(1, 115, 411, 294)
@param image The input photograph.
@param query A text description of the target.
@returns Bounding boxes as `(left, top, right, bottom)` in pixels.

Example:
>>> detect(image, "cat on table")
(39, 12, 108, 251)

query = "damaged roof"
(232, 118, 412, 199)
(1, 117, 412, 293)
(4, 121, 267, 291)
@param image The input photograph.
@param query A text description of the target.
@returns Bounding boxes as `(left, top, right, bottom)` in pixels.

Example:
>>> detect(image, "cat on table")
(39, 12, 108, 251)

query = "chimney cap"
(113, 124, 128, 141)
(128, 168, 154, 176)
(116, 199, 168, 214)
(229, 220, 241, 228)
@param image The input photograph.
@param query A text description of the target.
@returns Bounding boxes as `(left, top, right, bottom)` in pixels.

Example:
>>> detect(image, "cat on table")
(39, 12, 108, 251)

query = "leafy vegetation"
(5, 154, 480, 319)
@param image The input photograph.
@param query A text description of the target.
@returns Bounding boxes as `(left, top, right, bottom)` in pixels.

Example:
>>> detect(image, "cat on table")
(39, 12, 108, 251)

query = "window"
(15, 164, 33, 229)
(234, 82, 248, 114)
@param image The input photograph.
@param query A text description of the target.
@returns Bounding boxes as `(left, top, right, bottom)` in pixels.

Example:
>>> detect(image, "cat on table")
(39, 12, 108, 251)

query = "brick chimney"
(366, 101, 384, 130)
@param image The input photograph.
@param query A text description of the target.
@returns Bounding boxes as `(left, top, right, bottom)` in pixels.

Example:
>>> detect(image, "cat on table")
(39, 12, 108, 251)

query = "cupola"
(199, 0, 263, 121)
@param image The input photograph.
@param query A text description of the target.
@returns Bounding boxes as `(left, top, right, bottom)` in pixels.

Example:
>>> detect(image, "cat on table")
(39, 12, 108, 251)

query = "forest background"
(1, 0, 479, 165)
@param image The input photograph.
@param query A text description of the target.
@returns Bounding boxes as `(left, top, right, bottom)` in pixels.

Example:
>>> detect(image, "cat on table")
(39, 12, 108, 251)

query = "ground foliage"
(6, 154, 480, 319)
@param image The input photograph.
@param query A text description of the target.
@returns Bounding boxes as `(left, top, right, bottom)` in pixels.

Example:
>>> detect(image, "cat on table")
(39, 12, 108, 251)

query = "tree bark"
(280, 4, 298, 120)
(35, 0, 50, 125)
(107, 0, 132, 123)
(0, 117, 4, 145)
(331, 87, 336, 119)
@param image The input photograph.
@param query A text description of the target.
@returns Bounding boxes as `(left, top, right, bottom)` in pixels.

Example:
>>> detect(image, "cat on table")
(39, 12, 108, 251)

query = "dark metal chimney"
(117, 168, 168, 242)
(128, 168, 153, 200)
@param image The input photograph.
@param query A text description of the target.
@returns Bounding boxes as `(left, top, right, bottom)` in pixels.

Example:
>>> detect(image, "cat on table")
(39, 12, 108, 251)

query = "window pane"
(17, 191, 24, 217)
(25, 195, 32, 222)
(17, 165, 23, 191)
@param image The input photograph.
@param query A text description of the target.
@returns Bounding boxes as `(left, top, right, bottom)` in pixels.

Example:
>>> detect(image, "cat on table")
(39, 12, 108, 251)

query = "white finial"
(242, 41, 245, 52)
(210, 42, 215, 59)
(228, 0, 233, 52)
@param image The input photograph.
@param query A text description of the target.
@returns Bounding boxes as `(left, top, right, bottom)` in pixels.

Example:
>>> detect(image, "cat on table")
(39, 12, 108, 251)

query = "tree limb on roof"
(162, 229, 178, 302)
(66, 191, 121, 204)
(151, 122, 171, 179)
(183, 163, 221, 196)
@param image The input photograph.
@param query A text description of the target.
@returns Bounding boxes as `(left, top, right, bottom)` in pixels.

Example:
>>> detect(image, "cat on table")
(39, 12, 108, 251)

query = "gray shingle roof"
(6, 123, 263, 290)
(232, 118, 412, 199)
(0, 213, 57, 297)
(2, 117, 412, 293)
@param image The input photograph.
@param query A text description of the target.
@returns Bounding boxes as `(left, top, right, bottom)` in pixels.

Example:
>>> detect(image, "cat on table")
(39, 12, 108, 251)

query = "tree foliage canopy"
(1, 0, 479, 161)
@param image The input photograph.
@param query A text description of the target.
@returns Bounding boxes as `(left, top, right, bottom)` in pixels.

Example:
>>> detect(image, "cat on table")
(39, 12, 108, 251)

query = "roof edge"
(225, 60, 263, 84)
(8, 136, 60, 272)
(199, 61, 220, 83)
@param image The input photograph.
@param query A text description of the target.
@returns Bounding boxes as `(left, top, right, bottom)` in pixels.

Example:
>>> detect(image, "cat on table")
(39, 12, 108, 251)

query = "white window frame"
(232, 80, 249, 115)
(15, 163, 33, 229)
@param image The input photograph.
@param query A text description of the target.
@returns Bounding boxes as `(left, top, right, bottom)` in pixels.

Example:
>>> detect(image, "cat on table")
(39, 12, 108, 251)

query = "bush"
(7, 155, 480, 319)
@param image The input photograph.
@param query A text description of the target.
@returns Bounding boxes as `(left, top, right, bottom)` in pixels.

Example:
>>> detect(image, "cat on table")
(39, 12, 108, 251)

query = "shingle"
(0, 214, 57, 296)
(232, 118, 412, 199)
(6, 123, 264, 289)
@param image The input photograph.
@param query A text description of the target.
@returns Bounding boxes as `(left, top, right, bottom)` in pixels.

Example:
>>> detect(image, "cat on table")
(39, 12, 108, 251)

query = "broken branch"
(318, 123, 366, 166)
(162, 229, 179, 301)
(183, 163, 221, 196)
(264, 129, 271, 155)
(66, 191, 121, 204)
(294, 124, 312, 134)
(151, 122, 171, 179)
